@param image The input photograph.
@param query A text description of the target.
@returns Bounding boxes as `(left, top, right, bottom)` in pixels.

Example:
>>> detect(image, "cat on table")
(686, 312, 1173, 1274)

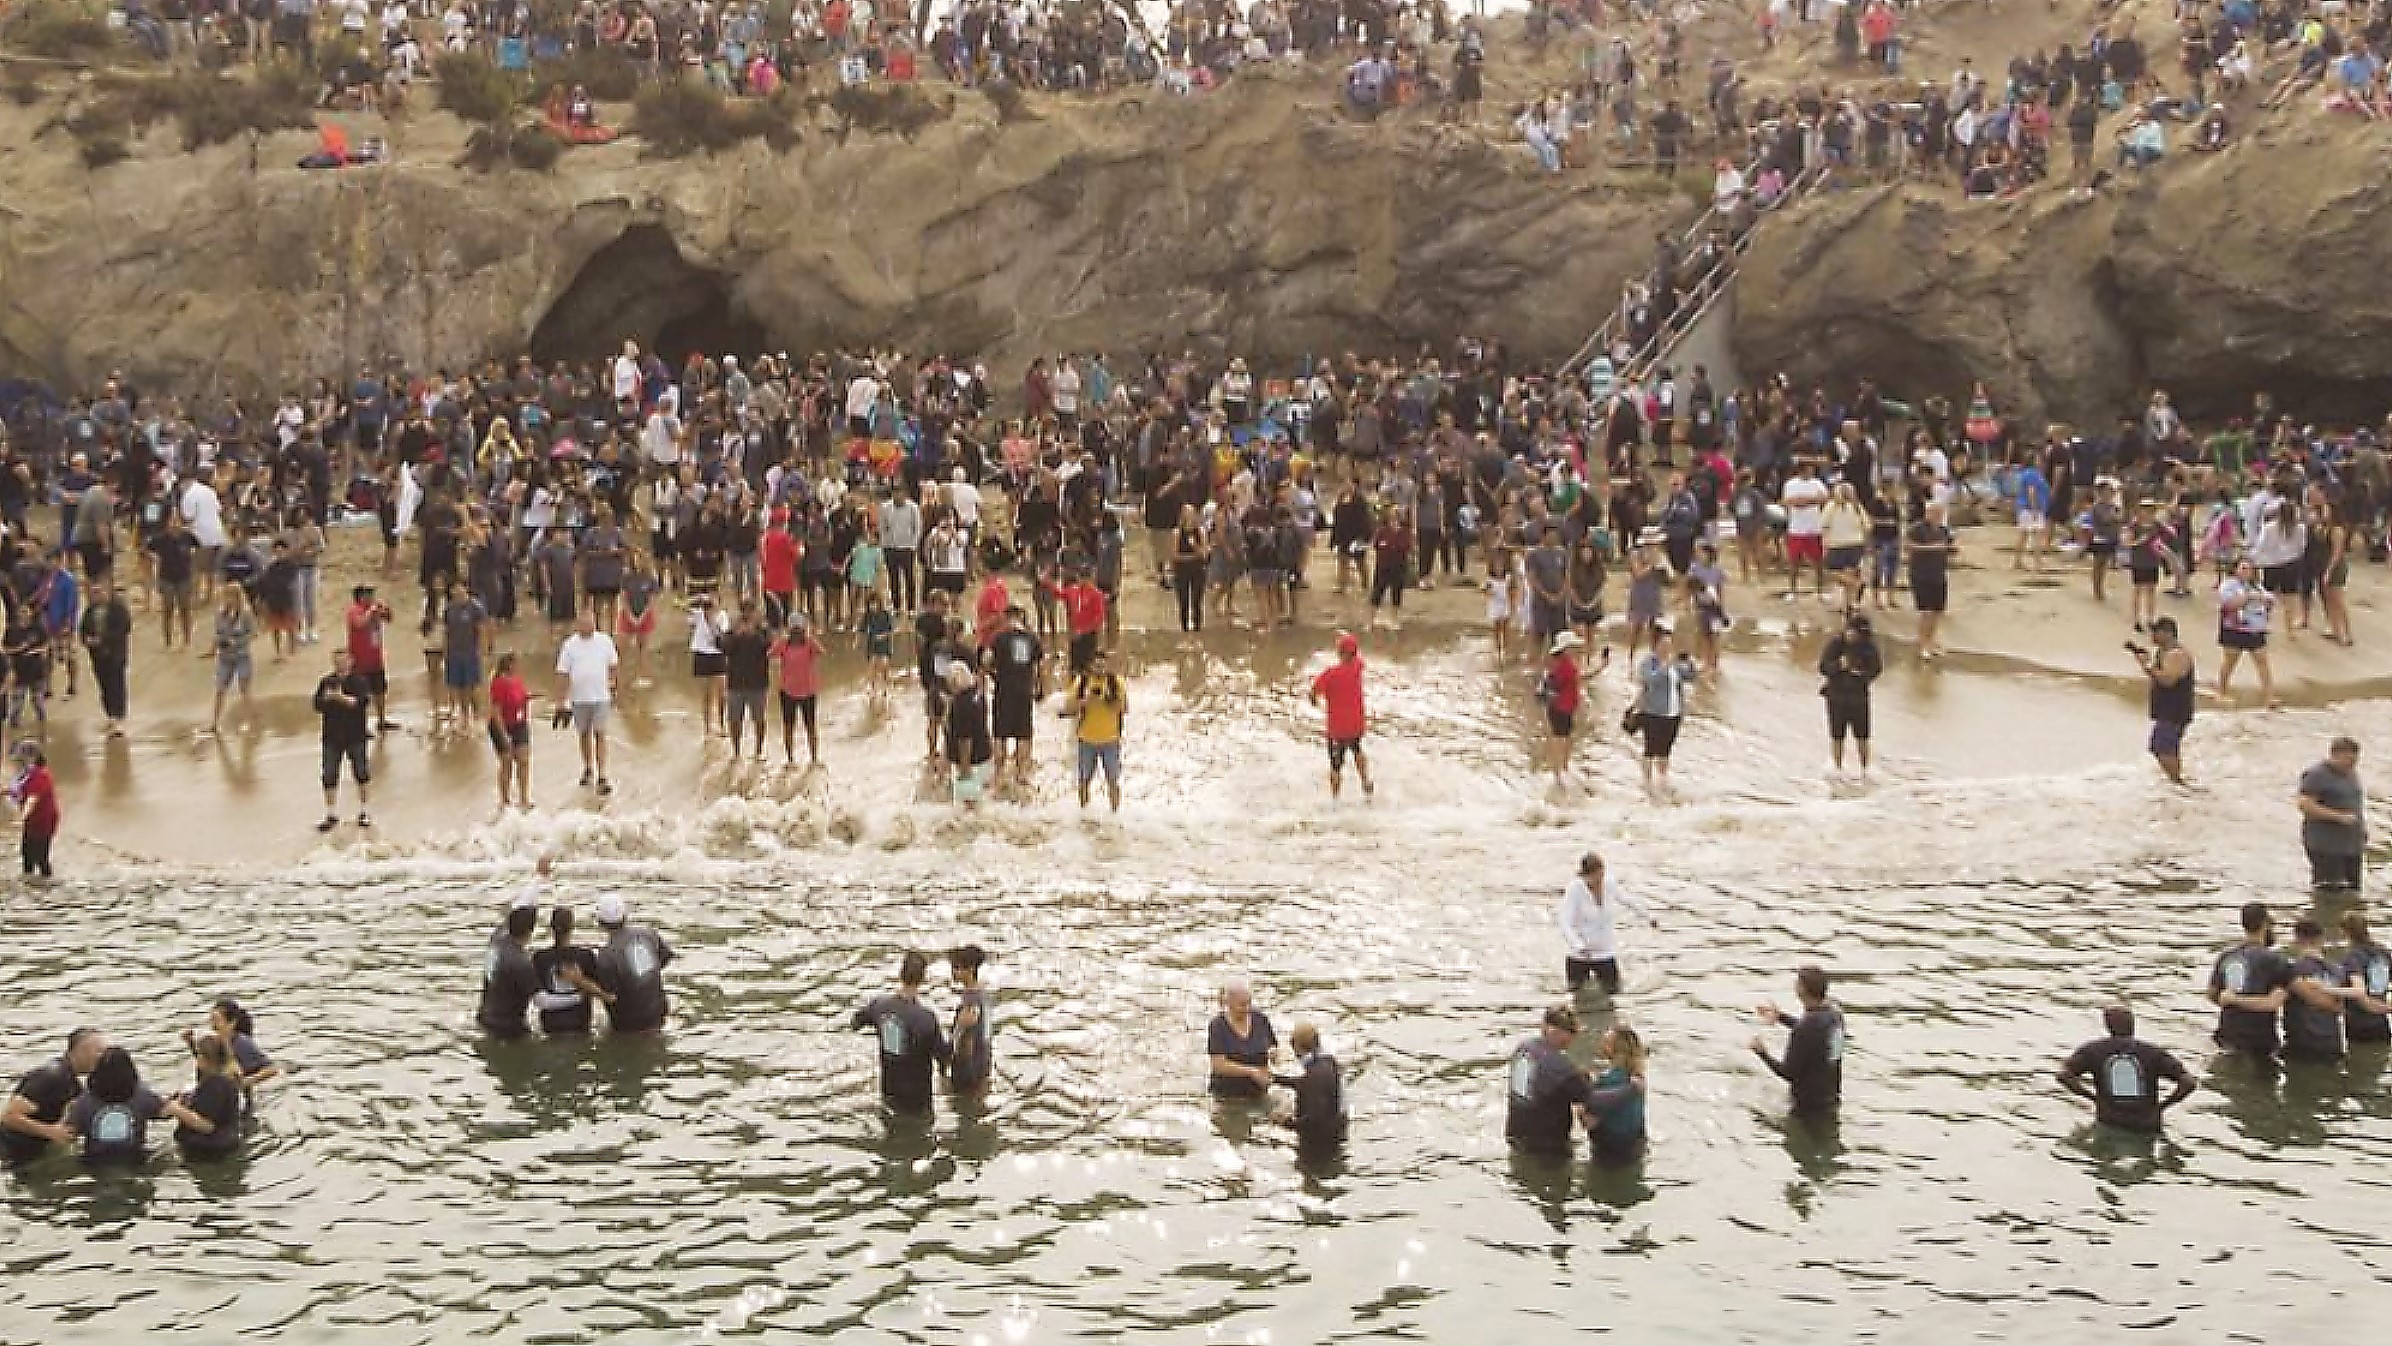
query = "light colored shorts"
(570, 700, 611, 735)
(2017, 510, 2047, 533)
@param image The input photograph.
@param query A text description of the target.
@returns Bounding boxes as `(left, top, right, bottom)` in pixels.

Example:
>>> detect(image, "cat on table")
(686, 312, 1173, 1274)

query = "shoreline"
(17, 516, 2389, 872)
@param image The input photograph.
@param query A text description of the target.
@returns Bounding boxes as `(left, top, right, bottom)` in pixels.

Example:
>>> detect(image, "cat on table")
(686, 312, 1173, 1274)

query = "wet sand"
(26, 519, 2388, 869)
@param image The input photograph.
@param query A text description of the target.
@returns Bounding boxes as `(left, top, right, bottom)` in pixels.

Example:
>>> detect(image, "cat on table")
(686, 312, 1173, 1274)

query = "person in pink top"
(771, 614, 826, 767)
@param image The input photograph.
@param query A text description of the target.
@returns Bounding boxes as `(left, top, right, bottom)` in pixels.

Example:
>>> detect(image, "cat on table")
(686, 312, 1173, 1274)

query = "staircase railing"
(1562, 140, 1834, 390)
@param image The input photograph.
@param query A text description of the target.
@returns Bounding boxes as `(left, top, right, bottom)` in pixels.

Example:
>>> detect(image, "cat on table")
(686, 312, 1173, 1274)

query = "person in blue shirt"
(2011, 458, 2052, 572)
(1583, 1024, 1648, 1162)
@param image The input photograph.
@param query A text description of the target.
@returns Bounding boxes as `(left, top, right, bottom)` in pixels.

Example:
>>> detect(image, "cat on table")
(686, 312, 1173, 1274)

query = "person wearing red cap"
(1307, 632, 1375, 800)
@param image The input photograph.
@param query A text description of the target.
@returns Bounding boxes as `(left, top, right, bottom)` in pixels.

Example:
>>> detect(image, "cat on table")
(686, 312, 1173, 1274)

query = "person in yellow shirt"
(1067, 648, 1129, 812)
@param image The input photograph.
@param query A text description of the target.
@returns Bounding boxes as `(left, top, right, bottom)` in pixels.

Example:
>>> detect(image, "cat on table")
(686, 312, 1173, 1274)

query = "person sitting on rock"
(2114, 114, 2165, 169)
(2193, 104, 2231, 151)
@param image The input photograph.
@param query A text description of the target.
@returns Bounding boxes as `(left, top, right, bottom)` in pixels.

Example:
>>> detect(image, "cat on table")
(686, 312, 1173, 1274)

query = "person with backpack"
(66, 1046, 217, 1165)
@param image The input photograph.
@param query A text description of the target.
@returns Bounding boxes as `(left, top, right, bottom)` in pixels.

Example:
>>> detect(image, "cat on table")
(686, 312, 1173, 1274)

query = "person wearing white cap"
(1537, 630, 1589, 787)
(477, 894, 541, 1040)
(593, 894, 674, 1035)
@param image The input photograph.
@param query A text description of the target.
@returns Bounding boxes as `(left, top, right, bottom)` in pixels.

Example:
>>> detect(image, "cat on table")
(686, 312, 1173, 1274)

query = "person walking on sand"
(207, 585, 256, 737)
(2216, 558, 2278, 707)
(555, 609, 620, 797)
(1309, 632, 1375, 800)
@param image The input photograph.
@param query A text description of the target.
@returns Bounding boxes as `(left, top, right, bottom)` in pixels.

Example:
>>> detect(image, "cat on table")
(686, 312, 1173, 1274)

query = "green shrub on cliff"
(52, 65, 313, 162)
(435, 51, 522, 125)
(630, 78, 798, 157)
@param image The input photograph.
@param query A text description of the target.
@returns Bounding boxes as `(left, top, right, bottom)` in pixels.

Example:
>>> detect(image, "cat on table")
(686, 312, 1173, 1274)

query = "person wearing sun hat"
(1538, 630, 1586, 787)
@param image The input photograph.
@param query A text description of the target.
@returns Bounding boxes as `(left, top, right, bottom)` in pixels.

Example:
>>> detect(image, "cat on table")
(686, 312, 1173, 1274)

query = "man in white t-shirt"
(642, 406, 682, 467)
(611, 341, 642, 410)
(179, 473, 227, 597)
(946, 468, 981, 532)
(844, 371, 881, 438)
(1782, 462, 1830, 601)
(554, 610, 621, 795)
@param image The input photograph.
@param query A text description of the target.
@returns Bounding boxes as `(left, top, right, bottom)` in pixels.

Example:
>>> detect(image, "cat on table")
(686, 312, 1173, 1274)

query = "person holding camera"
(1818, 612, 1883, 775)
(2130, 616, 2196, 784)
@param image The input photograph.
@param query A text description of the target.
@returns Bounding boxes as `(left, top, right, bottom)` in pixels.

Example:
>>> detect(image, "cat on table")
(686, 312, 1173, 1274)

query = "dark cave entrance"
(529, 224, 768, 366)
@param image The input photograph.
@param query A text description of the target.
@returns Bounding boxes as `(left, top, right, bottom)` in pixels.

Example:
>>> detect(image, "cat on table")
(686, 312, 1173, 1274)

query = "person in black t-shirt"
(2, 1027, 107, 1164)
(720, 603, 774, 760)
(983, 606, 1046, 788)
(478, 900, 541, 1040)
(1506, 1005, 1593, 1157)
(850, 950, 951, 1112)
(175, 1032, 247, 1158)
(313, 648, 375, 832)
(1752, 965, 1846, 1118)
(2209, 901, 2294, 1057)
(531, 906, 609, 1035)
(2058, 1005, 2194, 1133)
(1272, 1022, 1349, 1155)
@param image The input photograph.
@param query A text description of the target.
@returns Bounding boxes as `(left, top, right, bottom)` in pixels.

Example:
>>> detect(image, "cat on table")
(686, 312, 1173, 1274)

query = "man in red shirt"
(761, 508, 800, 629)
(345, 583, 397, 730)
(1306, 631, 1375, 800)
(1060, 570, 1108, 674)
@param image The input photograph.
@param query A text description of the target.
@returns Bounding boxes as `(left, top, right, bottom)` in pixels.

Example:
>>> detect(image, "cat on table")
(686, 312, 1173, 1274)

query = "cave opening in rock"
(530, 224, 768, 367)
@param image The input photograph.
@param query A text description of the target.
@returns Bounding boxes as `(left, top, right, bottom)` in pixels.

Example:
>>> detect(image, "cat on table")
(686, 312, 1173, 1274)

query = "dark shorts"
(1328, 734, 1365, 771)
(2307, 847, 2364, 891)
(1569, 604, 1603, 628)
(693, 651, 728, 678)
(321, 738, 370, 788)
(587, 584, 621, 601)
(2130, 567, 2161, 587)
(2148, 718, 2187, 757)
(1566, 956, 1621, 994)
(652, 530, 679, 560)
(1912, 579, 1949, 613)
(779, 691, 818, 733)
(1826, 545, 1864, 574)
(489, 721, 531, 755)
(1827, 697, 1870, 743)
(930, 571, 968, 596)
(993, 692, 1035, 741)
(444, 654, 482, 690)
(1531, 598, 1567, 639)
(361, 667, 388, 697)
(1640, 713, 1683, 760)
(1547, 706, 1576, 737)
(2261, 562, 2302, 595)
(2219, 626, 2265, 652)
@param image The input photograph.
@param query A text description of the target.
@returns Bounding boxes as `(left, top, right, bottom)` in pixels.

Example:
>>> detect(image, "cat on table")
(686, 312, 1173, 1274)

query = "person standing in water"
(174, 1033, 247, 1160)
(2056, 1005, 2195, 1133)
(2339, 912, 2392, 1046)
(2, 1028, 107, 1163)
(9, 741, 59, 878)
(487, 651, 534, 811)
(593, 894, 673, 1035)
(2208, 901, 2292, 1059)
(851, 950, 950, 1112)
(2131, 616, 2195, 784)
(2283, 917, 2358, 1064)
(1206, 980, 1279, 1100)
(1632, 624, 1698, 799)
(478, 895, 541, 1040)
(2295, 736, 2366, 892)
(1557, 851, 1656, 995)
(1271, 1022, 1349, 1155)
(532, 906, 610, 1036)
(944, 663, 995, 808)
(345, 584, 398, 731)
(1818, 612, 1882, 776)
(947, 944, 993, 1097)
(1506, 1004, 1595, 1159)
(1906, 500, 1954, 660)
(1308, 632, 1375, 801)
(1582, 1024, 1648, 1163)
(1538, 631, 1588, 787)
(1066, 648, 1128, 812)
(1751, 965, 1844, 1118)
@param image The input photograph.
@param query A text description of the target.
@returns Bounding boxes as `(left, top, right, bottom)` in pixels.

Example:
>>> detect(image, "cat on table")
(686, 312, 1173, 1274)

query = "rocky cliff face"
(0, 63, 1672, 396)
(1734, 120, 2392, 428)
